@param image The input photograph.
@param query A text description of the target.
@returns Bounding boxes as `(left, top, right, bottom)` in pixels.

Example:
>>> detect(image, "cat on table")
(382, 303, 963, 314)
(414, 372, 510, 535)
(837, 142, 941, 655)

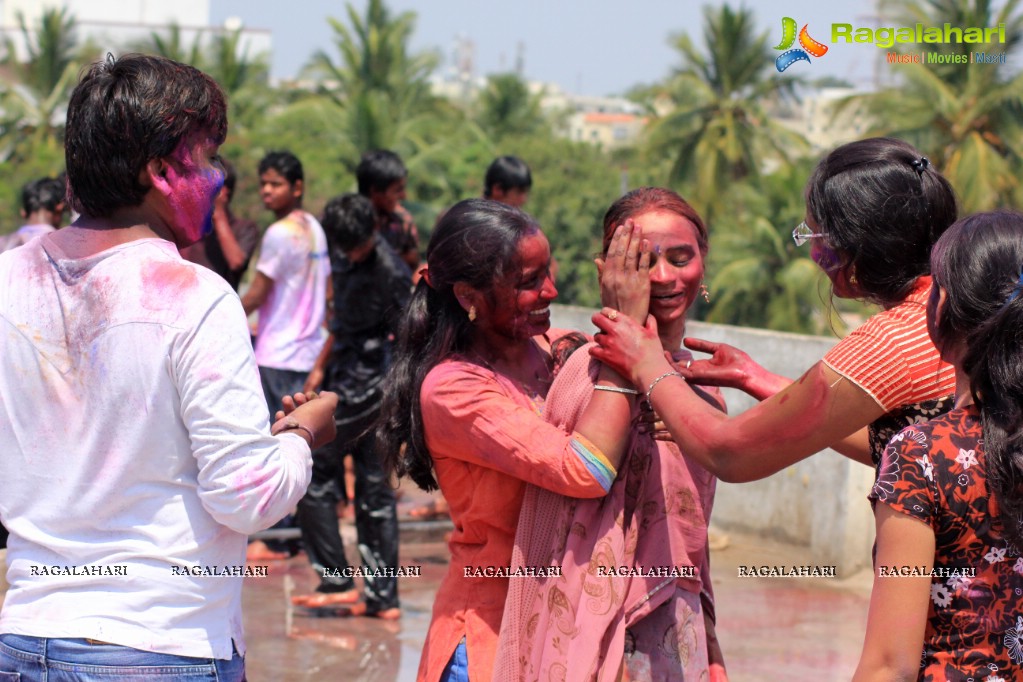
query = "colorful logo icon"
(774, 17, 829, 71)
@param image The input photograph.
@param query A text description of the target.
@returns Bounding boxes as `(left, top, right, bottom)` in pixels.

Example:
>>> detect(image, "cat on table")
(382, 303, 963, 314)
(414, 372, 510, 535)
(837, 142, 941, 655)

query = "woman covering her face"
(495, 188, 728, 681)
(591, 137, 960, 486)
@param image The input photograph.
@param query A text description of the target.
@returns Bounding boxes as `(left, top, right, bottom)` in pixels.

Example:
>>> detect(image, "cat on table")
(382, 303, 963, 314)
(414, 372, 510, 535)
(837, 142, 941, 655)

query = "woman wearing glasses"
(590, 137, 959, 482)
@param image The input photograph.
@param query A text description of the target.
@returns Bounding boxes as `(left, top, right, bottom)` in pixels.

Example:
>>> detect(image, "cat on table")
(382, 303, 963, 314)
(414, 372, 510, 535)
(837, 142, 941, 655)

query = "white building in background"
(774, 86, 872, 154)
(0, 0, 270, 65)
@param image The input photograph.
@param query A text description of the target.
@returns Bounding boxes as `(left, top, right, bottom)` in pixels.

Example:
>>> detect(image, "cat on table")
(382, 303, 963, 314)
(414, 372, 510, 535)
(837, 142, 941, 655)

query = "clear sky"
(210, 0, 881, 96)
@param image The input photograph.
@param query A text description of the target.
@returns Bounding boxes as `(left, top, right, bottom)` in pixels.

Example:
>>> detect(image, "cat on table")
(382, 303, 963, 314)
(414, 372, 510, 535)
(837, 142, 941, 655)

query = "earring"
(699, 283, 710, 303)
(468, 305, 477, 322)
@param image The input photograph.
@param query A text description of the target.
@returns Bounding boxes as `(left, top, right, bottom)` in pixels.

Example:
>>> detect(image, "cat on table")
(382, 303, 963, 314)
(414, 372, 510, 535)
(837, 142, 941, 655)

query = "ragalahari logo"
(774, 17, 829, 71)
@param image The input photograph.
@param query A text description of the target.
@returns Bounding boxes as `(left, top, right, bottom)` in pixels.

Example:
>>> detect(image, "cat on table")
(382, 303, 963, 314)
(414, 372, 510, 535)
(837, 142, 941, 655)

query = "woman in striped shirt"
(590, 137, 959, 483)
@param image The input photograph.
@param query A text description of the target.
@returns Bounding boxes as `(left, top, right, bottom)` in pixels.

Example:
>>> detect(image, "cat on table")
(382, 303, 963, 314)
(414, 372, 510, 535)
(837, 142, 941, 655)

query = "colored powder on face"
(812, 243, 841, 274)
(166, 143, 225, 245)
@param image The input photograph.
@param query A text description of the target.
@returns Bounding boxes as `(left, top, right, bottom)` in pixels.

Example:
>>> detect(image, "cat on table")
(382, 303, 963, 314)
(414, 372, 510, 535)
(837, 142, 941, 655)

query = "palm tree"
(477, 73, 546, 140)
(699, 161, 852, 335)
(641, 4, 808, 218)
(133, 22, 204, 67)
(857, 0, 1023, 210)
(304, 0, 440, 154)
(0, 8, 81, 162)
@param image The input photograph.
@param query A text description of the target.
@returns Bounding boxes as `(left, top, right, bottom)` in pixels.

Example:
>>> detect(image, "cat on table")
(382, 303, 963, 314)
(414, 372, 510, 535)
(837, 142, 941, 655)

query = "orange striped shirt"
(822, 276, 955, 412)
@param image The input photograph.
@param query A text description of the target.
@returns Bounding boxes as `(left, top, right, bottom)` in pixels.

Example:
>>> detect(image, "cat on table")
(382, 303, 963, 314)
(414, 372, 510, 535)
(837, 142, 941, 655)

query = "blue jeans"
(258, 366, 308, 417)
(439, 638, 468, 682)
(257, 365, 308, 555)
(0, 635, 245, 681)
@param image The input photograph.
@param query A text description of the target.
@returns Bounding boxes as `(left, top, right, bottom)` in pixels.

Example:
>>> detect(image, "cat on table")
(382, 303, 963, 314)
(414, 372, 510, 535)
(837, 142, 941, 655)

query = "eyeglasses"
(792, 221, 825, 247)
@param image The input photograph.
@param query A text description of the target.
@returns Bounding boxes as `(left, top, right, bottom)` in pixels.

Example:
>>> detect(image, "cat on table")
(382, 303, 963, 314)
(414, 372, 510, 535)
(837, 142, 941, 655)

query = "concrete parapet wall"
(550, 304, 876, 574)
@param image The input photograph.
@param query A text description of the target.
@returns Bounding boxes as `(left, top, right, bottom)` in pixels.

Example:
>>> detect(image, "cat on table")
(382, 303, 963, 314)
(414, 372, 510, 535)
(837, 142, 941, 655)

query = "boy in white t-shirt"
(241, 151, 329, 414)
(241, 151, 329, 560)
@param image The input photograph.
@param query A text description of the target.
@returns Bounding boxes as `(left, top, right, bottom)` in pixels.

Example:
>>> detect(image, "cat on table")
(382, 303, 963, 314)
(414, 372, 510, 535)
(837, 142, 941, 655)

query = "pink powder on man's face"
(165, 141, 225, 246)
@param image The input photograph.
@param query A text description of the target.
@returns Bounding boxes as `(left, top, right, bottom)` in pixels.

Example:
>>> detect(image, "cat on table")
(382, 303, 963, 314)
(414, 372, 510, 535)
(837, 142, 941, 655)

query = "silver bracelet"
(645, 370, 684, 402)
(593, 385, 639, 395)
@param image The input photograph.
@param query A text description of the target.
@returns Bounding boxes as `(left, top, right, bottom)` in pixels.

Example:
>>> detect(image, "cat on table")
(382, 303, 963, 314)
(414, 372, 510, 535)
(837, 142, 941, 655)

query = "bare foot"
(340, 603, 402, 620)
(407, 497, 450, 520)
(246, 540, 289, 562)
(291, 589, 360, 607)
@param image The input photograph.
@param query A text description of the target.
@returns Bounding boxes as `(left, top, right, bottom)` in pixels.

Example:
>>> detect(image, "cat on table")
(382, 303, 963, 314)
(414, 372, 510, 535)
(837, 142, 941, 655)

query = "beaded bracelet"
(593, 385, 639, 395)
(645, 370, 684, 403)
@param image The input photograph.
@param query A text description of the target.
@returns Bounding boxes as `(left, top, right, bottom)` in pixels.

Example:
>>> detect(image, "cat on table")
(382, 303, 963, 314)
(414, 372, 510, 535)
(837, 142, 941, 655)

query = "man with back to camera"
(0, 53, 337, 680)
(356, 149, 420, 270)
(293, 193, 410, 618)
(0, 176, 66, 252)
(483, 155, 532, 208)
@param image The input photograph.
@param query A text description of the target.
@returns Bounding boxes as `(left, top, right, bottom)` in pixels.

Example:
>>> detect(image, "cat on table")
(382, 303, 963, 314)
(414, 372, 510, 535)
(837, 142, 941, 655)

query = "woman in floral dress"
(856, 210, 1023, 680)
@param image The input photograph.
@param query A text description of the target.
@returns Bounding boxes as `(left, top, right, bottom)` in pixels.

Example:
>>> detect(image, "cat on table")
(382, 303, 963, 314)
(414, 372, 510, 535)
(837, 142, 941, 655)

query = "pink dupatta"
(494, 344, 718, 681)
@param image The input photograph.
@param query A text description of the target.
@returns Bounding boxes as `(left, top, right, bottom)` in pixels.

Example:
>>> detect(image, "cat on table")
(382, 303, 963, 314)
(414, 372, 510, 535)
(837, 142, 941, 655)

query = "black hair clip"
(910, 157, 930, 174)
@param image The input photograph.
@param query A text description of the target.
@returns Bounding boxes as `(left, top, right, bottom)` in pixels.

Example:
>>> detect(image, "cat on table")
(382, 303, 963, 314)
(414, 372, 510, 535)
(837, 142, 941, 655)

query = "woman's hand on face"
(598, 220, 651, 323)
(590, 309, 668, 386)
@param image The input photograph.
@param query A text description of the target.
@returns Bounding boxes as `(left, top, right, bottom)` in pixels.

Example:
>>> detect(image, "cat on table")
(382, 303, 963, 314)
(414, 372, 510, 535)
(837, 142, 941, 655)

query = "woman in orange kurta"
(377, 199, 649, 681)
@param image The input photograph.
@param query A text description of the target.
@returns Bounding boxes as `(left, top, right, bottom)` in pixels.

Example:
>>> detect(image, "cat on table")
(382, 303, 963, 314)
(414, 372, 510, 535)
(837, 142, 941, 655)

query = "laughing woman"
(496, 188, 727, 682)
(376, 199, 643, 682)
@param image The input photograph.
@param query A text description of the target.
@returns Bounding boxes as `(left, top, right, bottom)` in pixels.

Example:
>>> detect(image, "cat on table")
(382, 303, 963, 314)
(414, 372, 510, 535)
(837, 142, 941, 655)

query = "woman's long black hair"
(930, 210, 1023, 550)
(806, 137, 958, 308)
(375, 199, 540, 490)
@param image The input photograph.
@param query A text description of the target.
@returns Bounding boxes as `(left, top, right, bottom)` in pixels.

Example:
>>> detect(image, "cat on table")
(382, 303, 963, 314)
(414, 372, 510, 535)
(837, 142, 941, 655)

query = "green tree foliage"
(702, 161, 851, 335)
(477, 73, 547, 140)
(134, 24, 270, 135)
(0, 7, 86, 227)
(640, 5, 808, 219)
(134, 22, 204, 66)
(304, 0, 441, 155)
(1, 0, 910, 339)
(0, 8, 79, 161)
(857, 0, 1023, 210)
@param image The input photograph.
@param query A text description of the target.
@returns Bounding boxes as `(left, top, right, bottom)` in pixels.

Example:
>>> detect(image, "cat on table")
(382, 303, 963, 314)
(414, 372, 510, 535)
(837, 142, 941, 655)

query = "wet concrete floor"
(0, 483, 873, 680)
(240, 483, 872, 681)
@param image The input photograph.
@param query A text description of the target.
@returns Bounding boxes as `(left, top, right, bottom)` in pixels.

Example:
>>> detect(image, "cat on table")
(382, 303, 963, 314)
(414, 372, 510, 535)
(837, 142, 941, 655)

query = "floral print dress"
(870, 405, 1023, 681)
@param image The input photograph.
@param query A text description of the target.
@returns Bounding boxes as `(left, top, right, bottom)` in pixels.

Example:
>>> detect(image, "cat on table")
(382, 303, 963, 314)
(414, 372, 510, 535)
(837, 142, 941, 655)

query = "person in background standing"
(0, 176, 66, 253)
(241, 150, 330, 561)
(483, 155, 532, 208)
(356, 149, 419, 271)
(294, 193, 410, 618)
